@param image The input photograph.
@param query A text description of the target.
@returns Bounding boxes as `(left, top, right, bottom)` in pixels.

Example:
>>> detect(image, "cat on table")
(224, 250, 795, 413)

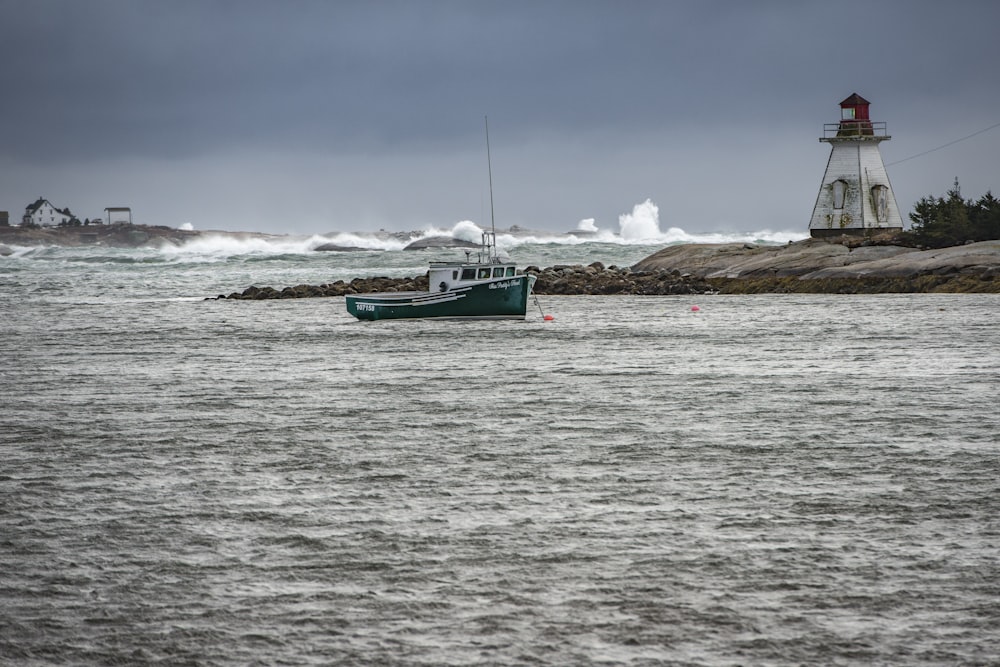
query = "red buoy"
(690, 305, 700, 312)
(543, 314, 555, 321)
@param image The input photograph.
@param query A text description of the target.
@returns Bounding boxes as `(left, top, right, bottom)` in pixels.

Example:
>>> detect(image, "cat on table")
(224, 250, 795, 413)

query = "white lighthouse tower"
(809, 93, 903, 237)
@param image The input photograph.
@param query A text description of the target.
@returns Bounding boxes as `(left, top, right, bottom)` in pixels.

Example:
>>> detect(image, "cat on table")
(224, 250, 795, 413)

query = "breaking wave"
(183, 199, 803, 256)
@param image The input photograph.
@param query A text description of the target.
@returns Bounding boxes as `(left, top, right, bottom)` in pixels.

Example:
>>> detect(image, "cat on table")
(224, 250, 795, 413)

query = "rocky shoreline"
(214, 237, 1000, 300)
(632, 237, 1000, 294)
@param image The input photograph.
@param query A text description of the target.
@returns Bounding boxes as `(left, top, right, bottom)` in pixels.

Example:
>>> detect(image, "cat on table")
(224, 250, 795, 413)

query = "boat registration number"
(356, 302, 377, 312)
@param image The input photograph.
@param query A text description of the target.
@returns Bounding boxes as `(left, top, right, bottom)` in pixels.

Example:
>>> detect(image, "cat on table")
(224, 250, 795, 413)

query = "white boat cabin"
(427, 260, 519, 293)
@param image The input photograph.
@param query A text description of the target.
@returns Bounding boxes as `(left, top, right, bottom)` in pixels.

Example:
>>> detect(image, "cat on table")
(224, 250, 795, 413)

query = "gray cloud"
(2, 0, 998, 233)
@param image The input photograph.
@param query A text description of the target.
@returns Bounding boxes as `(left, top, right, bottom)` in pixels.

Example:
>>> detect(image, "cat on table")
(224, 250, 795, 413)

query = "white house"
(22, 197, 77, 227)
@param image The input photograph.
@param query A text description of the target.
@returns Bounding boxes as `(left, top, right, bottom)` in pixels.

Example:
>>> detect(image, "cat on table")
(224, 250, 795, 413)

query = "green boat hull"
(346, 275, 536, 321)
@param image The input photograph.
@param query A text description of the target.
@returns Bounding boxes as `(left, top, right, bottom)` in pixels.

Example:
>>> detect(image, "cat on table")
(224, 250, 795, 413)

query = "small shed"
(105, 207, 133, 225)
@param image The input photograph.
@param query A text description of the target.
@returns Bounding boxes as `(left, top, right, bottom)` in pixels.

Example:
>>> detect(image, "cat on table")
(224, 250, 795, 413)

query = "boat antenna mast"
(484, 115, 498, 263)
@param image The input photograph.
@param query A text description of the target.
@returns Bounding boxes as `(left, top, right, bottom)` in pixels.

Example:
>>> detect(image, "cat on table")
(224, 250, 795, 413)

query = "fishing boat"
(345, 231, 537, 321)
(345, 118, 538, 321)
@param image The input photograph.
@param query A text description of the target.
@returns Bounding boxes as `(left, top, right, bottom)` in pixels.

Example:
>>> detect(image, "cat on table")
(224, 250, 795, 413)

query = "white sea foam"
(449, 220, 485, 244)
(158, 235, 323, 261)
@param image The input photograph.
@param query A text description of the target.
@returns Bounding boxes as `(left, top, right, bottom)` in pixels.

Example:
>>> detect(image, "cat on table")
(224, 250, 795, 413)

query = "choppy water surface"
(2, 243, 999, 665)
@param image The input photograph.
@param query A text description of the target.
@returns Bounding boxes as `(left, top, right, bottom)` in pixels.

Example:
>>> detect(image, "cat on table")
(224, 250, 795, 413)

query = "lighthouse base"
(809, 227, 902, 240)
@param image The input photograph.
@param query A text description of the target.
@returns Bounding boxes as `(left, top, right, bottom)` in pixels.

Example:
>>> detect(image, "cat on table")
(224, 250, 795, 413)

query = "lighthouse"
(809, 93, 903, 237)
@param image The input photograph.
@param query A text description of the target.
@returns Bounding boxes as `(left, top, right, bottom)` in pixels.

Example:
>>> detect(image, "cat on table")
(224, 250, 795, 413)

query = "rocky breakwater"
(632, 237, 1000, 293)
(214, 262, 715, 300)
(217, 274, 431, 300)
(526, 262, 714, 295)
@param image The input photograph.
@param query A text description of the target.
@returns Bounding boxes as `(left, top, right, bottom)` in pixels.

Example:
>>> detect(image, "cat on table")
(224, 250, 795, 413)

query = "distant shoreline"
(0, 223, 275, 248)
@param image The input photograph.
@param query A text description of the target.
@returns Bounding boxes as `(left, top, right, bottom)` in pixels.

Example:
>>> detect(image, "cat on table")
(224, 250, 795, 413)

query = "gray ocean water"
(2, 241, 999, 666)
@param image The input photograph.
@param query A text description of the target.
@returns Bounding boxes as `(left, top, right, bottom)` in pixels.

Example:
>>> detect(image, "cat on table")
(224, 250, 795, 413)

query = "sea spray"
(618, 199, 663, 241)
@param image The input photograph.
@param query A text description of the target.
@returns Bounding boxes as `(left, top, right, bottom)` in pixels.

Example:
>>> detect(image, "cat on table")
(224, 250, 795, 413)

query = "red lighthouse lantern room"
(838, 93, 873, 135)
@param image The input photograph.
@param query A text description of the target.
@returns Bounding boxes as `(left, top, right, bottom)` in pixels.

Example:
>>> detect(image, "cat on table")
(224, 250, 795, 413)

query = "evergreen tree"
(903, 178, 998, 248)
(969, 191, 1000, 241)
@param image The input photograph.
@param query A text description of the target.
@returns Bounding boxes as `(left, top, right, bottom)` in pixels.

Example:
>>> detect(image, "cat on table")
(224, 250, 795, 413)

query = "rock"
(313, 243, 371, 252)
(801, 241, 1000, 280)
(402, 236, 480, 250)
(0, 244, 13, 256)
(632, 238, 1000, 283)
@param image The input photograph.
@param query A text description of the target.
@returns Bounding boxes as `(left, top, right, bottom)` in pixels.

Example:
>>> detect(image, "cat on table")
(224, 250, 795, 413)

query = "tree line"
(901, 179, 1000, 248)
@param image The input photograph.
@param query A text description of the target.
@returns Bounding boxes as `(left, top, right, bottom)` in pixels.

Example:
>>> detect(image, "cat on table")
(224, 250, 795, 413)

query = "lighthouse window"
(872, 185, 889, 222)
(842, 107, 855, 120)
(832, 180, 848, 210)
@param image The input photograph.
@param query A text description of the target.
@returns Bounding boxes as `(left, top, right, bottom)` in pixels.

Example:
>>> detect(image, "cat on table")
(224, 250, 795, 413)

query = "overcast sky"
(2, 0, 998, 236)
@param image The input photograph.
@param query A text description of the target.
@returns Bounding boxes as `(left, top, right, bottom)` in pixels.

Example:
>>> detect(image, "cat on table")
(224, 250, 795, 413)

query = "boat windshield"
(461, 268, 476, 280)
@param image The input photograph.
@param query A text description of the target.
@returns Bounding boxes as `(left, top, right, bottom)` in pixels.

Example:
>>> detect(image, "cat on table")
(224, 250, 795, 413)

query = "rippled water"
(2, 244, 999, 665)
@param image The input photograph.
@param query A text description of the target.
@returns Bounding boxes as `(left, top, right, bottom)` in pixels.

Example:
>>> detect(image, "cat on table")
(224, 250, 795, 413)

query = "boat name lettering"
(489, 280, 517, 290)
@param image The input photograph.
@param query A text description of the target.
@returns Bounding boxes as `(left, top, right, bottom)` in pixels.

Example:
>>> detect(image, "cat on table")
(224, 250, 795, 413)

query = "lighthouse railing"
(823, 121, 888, 138)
